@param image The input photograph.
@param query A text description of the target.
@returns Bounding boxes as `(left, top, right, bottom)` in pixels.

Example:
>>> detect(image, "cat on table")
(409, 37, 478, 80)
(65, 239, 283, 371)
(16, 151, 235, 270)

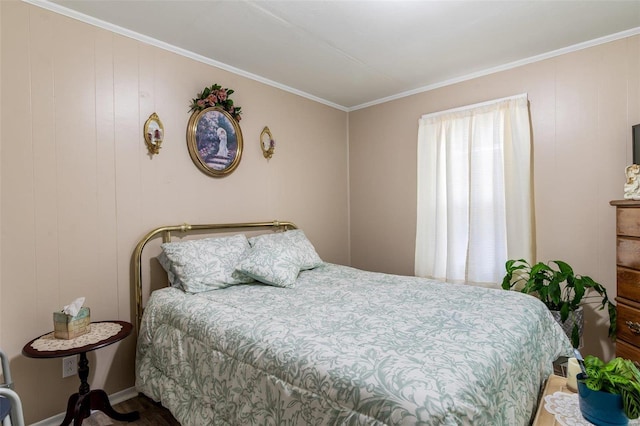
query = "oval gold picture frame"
(186, 106, 243, 177)
(144, 112, 164, 155)
(260, 126, 275, 159)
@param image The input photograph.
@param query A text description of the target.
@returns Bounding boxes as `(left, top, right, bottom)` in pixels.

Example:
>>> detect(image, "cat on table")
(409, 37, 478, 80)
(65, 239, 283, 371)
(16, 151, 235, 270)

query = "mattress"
(135, 263, 572, 425)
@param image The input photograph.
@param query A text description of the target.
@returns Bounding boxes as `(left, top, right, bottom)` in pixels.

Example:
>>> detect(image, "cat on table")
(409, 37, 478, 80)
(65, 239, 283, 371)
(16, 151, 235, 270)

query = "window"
(415, 94, 532, 286)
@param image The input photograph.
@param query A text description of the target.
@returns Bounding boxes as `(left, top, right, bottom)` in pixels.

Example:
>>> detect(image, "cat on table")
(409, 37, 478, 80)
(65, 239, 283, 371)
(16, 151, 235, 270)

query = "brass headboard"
(132, 220, 297, 330)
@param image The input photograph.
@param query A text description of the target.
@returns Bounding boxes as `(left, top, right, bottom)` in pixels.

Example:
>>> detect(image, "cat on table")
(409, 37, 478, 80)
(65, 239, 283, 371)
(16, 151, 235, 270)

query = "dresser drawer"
(617, 303, 640, 347)
(617, 238, 640, 270)
(618, 267, 640, 302)
(616, 339, 640, 363)
(617, 207, 640, 237)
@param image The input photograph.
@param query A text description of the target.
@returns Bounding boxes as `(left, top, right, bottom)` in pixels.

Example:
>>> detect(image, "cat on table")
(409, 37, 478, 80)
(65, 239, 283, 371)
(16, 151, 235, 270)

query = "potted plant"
(577, 355, 640, 425)
(502, 259, 616, 348)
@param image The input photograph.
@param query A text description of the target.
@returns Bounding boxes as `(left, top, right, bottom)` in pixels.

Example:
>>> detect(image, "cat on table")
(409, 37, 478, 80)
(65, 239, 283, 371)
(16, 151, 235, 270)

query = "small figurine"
(624, 164, 640, 200)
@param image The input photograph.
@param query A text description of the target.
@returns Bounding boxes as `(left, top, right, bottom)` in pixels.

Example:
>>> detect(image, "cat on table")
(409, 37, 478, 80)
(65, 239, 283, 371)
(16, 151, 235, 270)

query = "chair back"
(0, 350, 24, 426)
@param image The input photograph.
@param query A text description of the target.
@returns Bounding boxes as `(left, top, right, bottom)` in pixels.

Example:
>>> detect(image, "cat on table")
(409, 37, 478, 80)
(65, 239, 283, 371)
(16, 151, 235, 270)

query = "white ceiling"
(34, 0, 640, 110)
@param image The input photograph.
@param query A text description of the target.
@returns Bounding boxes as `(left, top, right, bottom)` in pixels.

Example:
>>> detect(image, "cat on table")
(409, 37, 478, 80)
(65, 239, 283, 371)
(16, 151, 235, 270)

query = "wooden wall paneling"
(553, 48, 600, 261)
(138, 44, 165, 230)
(54, 16, 101, 315)
(30, 1, 60, 336)
(1, 1, 38, 351)
(94, 29, 119, 321)
(112, 33, 142, 324)
(2, 2, 44, 421)
(597, 39, 632, 300)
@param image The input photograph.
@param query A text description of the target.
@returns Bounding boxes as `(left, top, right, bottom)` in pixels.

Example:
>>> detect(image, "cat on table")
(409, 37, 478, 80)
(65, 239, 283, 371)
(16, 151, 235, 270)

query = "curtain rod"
(420, 93, 527, 120)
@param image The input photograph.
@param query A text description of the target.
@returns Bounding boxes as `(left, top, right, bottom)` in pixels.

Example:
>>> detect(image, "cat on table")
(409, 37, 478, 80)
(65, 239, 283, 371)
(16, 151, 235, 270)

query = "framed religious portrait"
(186, 107, 243, 177)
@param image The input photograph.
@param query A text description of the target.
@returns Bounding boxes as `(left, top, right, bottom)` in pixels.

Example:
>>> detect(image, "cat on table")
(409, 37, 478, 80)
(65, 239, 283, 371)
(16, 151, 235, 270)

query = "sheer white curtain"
(415, 94, 533, 287)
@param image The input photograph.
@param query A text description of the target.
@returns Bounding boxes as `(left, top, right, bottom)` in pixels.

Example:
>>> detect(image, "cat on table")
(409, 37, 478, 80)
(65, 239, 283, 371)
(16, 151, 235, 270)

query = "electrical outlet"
(62, 355, 77, 378)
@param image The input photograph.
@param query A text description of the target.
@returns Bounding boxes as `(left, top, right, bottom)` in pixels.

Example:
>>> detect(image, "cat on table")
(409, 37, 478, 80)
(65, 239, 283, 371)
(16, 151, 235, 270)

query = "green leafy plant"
(502, 259, 616, 347)
(583, 355, 640, 419)
(189, 83, 242, 121)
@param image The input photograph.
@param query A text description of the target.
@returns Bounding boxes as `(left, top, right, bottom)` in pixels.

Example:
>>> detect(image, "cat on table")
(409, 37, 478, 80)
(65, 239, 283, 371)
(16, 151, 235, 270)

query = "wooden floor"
(83, 394, 180, 426)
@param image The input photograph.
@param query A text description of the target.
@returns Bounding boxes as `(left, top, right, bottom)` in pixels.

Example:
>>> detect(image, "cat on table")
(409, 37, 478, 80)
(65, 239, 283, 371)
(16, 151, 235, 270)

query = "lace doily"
(544, 391, 640, 426)
(30, 322, 123, 352)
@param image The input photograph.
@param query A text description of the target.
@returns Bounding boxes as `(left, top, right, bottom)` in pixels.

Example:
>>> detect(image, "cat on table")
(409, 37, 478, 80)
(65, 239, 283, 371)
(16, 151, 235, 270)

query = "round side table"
(23, 320, 139, 426)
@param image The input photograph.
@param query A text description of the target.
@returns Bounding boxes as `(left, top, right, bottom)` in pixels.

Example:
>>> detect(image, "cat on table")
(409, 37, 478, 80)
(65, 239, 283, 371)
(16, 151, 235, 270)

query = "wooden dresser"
(611, 200, 640, 362)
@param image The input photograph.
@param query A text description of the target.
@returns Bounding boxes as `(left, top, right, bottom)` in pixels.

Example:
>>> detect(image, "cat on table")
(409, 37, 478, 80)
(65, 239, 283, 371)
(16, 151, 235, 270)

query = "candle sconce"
(144, 113, 164, 156)
(260, 126, 275, 159)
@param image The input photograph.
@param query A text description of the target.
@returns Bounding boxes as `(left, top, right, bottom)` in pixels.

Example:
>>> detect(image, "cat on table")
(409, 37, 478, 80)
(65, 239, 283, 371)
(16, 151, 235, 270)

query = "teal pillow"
(160, 234, 254, 293)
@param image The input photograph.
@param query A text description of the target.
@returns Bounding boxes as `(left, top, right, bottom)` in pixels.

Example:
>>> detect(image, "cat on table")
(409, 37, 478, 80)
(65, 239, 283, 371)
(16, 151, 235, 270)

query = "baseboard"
(30, 386, 138, 426)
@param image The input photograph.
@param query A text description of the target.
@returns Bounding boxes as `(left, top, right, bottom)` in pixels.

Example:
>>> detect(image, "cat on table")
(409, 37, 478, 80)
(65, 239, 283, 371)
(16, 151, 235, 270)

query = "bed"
(133, 221, 572, 426)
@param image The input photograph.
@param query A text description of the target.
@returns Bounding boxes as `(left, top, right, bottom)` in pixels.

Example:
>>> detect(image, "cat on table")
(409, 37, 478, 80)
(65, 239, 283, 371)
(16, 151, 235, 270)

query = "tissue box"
(53, 307, 91, 339)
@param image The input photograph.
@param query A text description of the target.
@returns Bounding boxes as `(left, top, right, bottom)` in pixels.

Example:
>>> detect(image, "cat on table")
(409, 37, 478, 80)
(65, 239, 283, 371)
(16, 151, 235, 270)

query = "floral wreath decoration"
(189, 84, 242, 122)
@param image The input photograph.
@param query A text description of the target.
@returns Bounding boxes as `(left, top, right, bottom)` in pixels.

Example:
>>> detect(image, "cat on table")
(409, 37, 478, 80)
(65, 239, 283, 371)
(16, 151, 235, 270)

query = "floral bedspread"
(136, 263, 572, 425)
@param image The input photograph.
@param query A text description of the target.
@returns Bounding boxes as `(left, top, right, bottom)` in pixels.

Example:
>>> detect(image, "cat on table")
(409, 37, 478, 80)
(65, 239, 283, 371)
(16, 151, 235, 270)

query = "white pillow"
(235, 247, 300, 288)
(157, 251, 183, 289)
(236, 230, 323, 287)
(160, 234, 254, 293)
(247, 230, 323, 270)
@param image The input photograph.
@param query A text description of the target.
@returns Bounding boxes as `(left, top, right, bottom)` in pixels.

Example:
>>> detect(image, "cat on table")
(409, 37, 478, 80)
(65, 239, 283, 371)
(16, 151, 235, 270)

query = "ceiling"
(36, 0, 640, 110)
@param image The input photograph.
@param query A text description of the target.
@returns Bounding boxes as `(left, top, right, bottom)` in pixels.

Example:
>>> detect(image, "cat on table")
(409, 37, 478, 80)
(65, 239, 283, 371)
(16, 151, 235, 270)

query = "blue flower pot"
(577, 373, 628, 426)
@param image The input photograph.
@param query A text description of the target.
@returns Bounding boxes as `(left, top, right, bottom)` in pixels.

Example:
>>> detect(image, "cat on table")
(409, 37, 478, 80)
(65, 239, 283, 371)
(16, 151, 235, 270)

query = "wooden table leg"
(87, 389, 139, 422)
(73, 394, 89, 426)
(60, 390, 139, 426)
(59, 393, 79, 426)
(59, 352, 139, 425)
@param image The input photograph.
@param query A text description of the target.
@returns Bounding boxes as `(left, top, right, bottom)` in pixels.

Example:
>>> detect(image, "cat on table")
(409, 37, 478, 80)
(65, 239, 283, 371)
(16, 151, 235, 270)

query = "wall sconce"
(260, 126, 275, 159)
(144, 113, 164, 156)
